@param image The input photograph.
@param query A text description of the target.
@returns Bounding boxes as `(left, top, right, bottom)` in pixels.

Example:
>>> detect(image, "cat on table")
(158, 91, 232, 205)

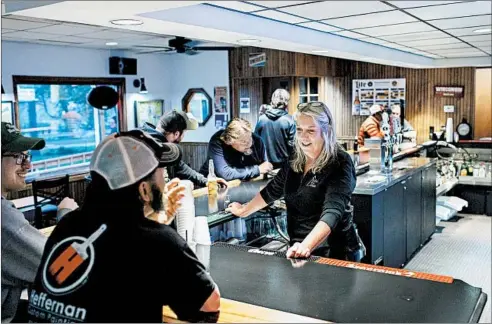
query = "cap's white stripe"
(118, 138, 136, 185)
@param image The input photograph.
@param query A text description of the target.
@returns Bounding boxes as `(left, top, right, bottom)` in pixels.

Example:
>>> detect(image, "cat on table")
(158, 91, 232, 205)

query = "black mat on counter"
(210, 243, 486, 323)
(441, 215, 465, 223)
(194, 179, 270, 216)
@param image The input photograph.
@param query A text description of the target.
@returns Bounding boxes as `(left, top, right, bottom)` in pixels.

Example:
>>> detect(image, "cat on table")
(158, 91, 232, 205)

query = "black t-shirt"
(27, 210, 215, 323)
(260, 148, 356, 250)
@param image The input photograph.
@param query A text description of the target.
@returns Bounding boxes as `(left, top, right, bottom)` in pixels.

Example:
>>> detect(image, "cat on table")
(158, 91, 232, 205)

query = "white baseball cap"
(177, 111, 199, 130)
(369, 104, 382, 115)
(90, 130, 181, 190)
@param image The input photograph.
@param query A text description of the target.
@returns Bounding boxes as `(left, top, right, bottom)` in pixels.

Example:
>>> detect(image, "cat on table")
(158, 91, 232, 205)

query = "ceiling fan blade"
(193, 46, 235, 51)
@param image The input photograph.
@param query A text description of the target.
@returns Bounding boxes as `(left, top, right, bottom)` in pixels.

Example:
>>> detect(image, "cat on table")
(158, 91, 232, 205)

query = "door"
(421, 165, 437, 244)
(405, 173, 422, 259)
(383, 183, 405, 268)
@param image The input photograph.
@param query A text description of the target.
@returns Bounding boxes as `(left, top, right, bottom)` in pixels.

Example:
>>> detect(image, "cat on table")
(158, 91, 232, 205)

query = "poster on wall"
(215, 114, 228, 130)
(214, 86, 228, 113)
(434, 86, 464, 98)
(352, 79, 406, 116)
(1, 101, 14, 124)
(240, 97, 250, 114)
(134, 99, 164, 128)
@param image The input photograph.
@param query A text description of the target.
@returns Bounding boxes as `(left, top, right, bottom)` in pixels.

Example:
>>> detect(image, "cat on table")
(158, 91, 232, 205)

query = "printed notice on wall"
(214, 86, 228, 113)
(352, 79, 406, 116)
(240, 97, 250, 114)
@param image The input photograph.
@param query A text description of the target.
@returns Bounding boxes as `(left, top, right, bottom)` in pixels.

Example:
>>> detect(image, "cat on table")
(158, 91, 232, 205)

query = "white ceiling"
(1, 0, 491, 67)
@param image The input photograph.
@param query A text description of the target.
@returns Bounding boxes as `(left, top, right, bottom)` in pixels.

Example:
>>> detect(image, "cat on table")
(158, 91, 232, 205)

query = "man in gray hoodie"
(1, 122, 77, 323)
(254, 89, 296, 169)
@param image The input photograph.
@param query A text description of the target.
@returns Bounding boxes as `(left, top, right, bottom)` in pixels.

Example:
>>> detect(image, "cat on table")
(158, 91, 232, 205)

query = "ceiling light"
(473, 28, 491, 33)
(110, 19, 143, 26)
(237, 39, 261, 44)
(311, 50, 331, 53)
(105, 42, 118, 46)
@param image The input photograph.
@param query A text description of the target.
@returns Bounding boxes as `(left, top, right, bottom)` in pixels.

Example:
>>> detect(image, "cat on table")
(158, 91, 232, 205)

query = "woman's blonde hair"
(220, 117, 252, 145)
(291, 101, 338, 173)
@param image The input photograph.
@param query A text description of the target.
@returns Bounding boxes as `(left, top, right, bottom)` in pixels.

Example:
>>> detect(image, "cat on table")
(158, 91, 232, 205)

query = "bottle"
(460, 161, 468, 177)
(354, 89, 361, 105)
(467, 159, 474, 177)
(207, 159, 219, 213)
(479, 163, 486, 178)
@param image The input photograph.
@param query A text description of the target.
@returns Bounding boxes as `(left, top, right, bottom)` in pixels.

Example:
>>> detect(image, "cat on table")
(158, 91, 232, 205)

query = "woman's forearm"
(238, 193, 268, 217)
(301, 221, 332, 252)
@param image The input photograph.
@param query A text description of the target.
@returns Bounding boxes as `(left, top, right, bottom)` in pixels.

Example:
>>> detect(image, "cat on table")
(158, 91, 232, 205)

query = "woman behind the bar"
(226, 101, 365, 261)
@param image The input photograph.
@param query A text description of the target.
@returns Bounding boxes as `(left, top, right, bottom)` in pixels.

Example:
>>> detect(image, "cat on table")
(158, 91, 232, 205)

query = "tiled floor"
(405, 214, 491, 323)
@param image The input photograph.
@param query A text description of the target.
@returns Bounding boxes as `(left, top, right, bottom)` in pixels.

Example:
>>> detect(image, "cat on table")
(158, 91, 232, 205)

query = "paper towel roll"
(446, 117, 454, 143)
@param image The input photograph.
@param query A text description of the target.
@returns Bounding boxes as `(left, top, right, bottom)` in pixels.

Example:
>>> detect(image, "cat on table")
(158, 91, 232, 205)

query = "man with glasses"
(1, 122, 78, 323)
(199, 118, 272, 181)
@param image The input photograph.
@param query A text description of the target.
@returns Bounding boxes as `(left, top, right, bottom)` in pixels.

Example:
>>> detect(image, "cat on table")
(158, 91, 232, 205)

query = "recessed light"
(237, 39, 261, 44)
(473, 28, 491, 33)
(110, 19, 143, 26)
(105, 42, 118, 46)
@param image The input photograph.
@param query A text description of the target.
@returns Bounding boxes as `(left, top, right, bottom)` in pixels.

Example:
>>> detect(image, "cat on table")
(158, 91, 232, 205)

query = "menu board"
(352, 79, 406, 116)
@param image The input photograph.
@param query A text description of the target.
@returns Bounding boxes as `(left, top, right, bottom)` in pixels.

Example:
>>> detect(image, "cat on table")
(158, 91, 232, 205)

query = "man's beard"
(150, 183, 164, 212)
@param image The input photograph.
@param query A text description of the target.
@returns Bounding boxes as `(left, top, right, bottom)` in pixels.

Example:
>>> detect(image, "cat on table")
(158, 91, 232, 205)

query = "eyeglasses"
(297, 101, 332, 125)
(2, 152, 32, 165)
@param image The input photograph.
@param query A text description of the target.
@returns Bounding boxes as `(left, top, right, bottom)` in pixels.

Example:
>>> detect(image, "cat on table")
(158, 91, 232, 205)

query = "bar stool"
(32, 174, 70, 228)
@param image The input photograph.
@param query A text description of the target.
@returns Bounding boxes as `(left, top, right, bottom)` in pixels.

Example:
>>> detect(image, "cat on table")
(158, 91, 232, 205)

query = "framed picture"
(134, 99, 164, 128)
(1, 101, 14, 124)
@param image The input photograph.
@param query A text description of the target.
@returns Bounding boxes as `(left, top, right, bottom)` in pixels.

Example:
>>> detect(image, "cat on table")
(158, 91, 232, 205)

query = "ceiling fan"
(134, 36, 234, 55)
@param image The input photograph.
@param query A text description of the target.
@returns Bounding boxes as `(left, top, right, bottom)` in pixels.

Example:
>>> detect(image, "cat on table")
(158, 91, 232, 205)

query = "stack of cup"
(194, 216, 212, 273)
(175, 180, 196, 252)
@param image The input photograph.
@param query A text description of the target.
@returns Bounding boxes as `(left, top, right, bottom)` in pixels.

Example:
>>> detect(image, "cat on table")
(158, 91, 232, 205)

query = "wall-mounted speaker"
(109, 56, 137, 75)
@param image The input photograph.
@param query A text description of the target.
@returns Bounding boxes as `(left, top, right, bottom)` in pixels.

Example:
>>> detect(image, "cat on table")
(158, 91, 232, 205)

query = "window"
(298, 77, 319, 103)
(13, 76, 125, 179)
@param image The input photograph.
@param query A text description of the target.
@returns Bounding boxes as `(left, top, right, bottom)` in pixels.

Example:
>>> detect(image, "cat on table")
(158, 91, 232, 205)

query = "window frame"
(12, 75, 126, 179)
(298, 77, 319, 103)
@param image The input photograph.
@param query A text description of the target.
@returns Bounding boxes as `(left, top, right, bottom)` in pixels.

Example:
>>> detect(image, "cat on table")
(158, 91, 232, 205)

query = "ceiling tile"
(443, 50, 488, 57)
(1, 31, 62, 40)
(479, 46, 492, 53)
(322, 10, 416, 30)
(209, 1, 264, 12)
(429, 47, 480, 54)
(361, 37, 392, 45)
(1, 18, 56, 30)
(40, 35, 96, 44)
(445, 25, 492, 36)
(403, 37, 463, 46)
(73, 30, 154, 41)
(246, 1, 314, 9)
(279, 1, 393, 20)
(387, 1, 462, 9)
(296, 22, 341, 32)
(406, 1, 491, 20)
(429, 14, 492, 29)
(253, 9, 307, 23)
(404, 49, 442, 57)
(355, 22, 436, 37)
(30, 24, 104, 36)
(459, 34, 492, 42)
(416, 42, 472, 50)
(331, 30, 368, 39)
(381, 30, 449, 42)
(1, 28, 16, 34)
(470, 40, 492, 46)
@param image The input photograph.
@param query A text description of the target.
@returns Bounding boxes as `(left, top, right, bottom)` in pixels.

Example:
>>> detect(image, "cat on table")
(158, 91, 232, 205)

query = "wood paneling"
(230, 47, 477, 144)
(474, 68, 492, 139)
(231, 78, 263, 126)
(180, 142, 209, 171)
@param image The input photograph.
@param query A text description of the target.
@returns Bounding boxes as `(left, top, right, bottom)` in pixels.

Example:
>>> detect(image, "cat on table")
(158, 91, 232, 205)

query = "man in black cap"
(141, 110, 227, 188)
(27, 130, 221, 323)
(1, 122, 78, 323)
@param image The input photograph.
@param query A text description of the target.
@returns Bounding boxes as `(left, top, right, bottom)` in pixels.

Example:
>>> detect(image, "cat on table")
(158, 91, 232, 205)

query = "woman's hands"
(225, 202, 247, 218)
(286, 242, 311, 259)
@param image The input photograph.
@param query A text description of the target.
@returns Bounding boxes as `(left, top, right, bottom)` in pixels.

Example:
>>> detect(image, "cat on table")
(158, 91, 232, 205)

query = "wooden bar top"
(162, 298, 329, 323)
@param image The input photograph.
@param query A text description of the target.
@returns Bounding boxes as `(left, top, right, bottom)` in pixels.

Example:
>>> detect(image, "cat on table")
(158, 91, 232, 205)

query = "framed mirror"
(182, 88, 212, 127)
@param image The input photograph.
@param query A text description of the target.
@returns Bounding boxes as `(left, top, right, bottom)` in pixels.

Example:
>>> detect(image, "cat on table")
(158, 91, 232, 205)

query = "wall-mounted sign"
(352, 79, 406, 116)
(239, 97, 250, 113)
(443, 105, 455, 113)
(434, 86, 464, 98)
(249, 52, 266, 67)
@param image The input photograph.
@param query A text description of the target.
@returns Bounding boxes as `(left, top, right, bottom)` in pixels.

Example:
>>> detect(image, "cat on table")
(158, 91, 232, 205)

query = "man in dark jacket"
(255, 89, 296, 169)
(141, 110, 227, 188)
(199, 118, 273, 181)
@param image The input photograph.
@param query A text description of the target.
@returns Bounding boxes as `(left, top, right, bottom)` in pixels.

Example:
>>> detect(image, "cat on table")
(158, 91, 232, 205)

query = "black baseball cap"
(1, 122, 45, 155)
